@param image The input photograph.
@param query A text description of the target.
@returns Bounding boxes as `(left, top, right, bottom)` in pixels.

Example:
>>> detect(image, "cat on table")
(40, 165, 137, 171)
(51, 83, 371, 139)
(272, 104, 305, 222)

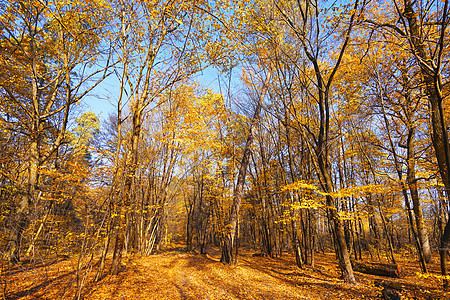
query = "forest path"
(86, 248, 375, 299)
(4, 246, 447, 299)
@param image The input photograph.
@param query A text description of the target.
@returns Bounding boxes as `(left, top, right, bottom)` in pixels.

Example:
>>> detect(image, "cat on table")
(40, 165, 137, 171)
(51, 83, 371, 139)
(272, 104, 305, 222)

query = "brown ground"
(2, 246, 448, 299)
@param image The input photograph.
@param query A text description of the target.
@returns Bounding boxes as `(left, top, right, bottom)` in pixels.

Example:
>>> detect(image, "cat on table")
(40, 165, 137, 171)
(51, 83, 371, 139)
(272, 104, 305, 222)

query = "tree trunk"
(292, 220, 303, 268)
(315, 140, 354, 280)
(407, 128, 432, 263)
(221, 71, 271, 264)
(352, 260, 404, 278)
(379, 91, 428, 273)
(377, 199, 396, 265)
(402, 0, 450, 287)
(7, 139, 39, 262)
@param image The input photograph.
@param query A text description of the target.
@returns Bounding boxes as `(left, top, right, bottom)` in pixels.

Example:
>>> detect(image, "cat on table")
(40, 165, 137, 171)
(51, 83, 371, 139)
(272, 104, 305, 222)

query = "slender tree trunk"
(221, 71, 271, 264)
(379, 91, 428, 272)
(316, 86, 355, 282)
(322, 174, 355, 283)
(402, 0, 450, 287)
(292, 219, 303, 268)
(377, 199, 396, 264)
(406, 128, 432, 263)
(6, 26, 42, 260)
(7, 128, 39, 262)
(308, 210, 316, 267)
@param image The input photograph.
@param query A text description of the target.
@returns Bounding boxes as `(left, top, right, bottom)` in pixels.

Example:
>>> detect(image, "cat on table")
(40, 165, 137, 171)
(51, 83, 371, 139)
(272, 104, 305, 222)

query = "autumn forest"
(1, 0, 450, 299)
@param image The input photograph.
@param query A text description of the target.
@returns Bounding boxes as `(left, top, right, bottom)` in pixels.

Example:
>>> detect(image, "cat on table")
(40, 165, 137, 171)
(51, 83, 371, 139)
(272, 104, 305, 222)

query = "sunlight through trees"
(1, 0, 450, 298)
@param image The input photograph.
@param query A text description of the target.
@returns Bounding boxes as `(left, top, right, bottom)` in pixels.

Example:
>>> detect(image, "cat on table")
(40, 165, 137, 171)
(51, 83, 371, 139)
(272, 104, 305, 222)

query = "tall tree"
(272, 0, 362, 283)
(221, 70, 272, 264)
(103, 0, 217, 274)
(366, 0, 450, 287)
(0, 0, 111, 262)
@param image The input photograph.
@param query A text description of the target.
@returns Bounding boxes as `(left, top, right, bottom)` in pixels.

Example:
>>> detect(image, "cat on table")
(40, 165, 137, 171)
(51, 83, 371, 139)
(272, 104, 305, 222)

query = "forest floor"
(1, 245, 449, 299)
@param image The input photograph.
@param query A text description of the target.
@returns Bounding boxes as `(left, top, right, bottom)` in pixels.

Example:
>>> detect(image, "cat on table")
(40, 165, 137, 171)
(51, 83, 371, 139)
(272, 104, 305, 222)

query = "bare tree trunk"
(378, 88, 428, 273)
(402, 0, 449, 286)
(221, 71, 271, 264)
(377, 198, 397, 265)
(406, 127, 432, 263)
(321, 170, 355, 284)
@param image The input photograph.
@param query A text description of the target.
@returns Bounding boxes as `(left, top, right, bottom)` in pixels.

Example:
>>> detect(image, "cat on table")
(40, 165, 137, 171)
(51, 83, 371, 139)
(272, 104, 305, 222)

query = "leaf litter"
(2, 246, 448, 299)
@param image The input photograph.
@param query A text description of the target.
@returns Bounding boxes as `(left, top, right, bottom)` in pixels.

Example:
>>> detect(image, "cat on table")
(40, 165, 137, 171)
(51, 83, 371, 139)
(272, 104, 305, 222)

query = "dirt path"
(85, 249, 379, 299)
(88, 251, 312, 299)
(3, 247, 448, 299)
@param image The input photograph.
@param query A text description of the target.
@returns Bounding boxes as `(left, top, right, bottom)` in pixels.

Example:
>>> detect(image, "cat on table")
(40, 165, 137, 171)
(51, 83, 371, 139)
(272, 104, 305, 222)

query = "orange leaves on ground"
(3, 247, 449, 299)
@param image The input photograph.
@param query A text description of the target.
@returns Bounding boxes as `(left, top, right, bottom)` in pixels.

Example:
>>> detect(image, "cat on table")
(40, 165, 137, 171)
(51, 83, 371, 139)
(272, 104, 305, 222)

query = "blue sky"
(81, 65, 236, 121)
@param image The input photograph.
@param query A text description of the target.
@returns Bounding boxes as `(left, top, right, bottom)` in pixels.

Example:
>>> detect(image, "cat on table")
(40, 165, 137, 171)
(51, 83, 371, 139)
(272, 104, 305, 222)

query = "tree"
(365, 0, 450, 287)
(269, 0, 362, 283)
(99, 0, 218, 275)
(0, 0, 111, 262)
(221, 70, 272, 264)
